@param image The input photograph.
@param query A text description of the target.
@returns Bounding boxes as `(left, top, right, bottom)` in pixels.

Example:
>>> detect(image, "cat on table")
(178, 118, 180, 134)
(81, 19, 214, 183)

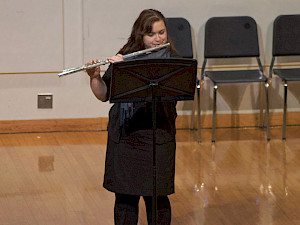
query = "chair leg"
(212, 84, 217, 142)
(190, 87, 197, 130)
(259, 82, 264, 128)
(283, 82, 288, 140)
(264, 81, 270, 141)
(197, 80, 202, 142)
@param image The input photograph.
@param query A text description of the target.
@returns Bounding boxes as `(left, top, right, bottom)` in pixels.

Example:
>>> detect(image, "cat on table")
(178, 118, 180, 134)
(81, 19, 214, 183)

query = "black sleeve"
(101, 64, 113, 102)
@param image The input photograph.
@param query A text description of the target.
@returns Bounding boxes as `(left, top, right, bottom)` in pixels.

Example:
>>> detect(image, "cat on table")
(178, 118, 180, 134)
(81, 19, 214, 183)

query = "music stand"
(110, 58, 198, 225)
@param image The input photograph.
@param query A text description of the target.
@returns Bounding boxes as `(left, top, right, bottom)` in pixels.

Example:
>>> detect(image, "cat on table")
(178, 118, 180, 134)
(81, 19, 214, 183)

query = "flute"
(58, 43, 170, 77)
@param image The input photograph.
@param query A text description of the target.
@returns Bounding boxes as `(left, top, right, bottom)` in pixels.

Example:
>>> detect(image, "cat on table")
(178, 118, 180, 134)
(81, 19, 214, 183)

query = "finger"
(116, 54, 124, 59)
(86, 59, 94, 66)
(107, 57, 115, 63)
(108, 55, 123, 63)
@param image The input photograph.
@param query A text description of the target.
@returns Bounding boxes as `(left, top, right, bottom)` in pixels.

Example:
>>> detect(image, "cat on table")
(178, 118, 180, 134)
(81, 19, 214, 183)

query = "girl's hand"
(107, 54, 124, 63)
(85, 59, 100, 78)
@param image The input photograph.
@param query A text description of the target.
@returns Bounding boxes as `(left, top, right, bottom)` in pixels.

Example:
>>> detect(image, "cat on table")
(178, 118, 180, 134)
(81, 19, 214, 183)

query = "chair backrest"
(166, 17, 193, 58)
(273, 14, 300, 56)
(204, 16, 260, 58)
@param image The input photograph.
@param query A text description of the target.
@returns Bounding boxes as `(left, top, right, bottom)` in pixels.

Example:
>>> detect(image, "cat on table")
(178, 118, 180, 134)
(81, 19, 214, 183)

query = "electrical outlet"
(38, 93, 53, 109)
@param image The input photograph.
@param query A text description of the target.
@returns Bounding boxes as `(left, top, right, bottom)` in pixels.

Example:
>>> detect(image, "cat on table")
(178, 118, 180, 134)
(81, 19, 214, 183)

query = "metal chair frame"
(199, 16, 270, 142)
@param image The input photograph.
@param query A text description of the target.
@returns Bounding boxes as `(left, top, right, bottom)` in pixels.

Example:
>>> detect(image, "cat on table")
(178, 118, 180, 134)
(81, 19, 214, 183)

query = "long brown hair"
(118, 9, 174, 55)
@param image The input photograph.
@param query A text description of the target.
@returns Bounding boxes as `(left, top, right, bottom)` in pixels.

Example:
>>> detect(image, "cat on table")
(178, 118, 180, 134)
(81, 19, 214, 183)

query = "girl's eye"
(146, 30, 165, 37)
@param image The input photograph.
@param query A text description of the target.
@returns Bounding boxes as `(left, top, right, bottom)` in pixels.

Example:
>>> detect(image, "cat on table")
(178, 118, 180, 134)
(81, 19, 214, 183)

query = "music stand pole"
(151, 84, 158, 225)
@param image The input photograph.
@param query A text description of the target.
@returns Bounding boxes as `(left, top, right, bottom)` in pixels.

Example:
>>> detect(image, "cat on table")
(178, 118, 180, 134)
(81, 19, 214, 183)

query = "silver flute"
(58, 43, 170, 77)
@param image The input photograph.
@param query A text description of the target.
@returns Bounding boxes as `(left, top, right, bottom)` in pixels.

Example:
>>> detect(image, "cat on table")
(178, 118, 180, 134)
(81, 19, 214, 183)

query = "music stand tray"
(110, 58, 197, 103)
(110, 58, 198, 225)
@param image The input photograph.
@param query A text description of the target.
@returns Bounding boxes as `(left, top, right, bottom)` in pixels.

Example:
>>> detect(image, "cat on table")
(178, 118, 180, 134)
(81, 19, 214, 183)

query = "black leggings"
(114, 193, 171, 225)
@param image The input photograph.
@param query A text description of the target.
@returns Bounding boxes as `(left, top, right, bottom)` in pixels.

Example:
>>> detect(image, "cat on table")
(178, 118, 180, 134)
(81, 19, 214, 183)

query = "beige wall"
(1, 0, 300, 121)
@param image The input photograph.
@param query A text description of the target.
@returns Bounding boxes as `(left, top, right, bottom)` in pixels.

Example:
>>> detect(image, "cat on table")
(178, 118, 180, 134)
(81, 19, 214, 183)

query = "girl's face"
(143, 20, 167, 49)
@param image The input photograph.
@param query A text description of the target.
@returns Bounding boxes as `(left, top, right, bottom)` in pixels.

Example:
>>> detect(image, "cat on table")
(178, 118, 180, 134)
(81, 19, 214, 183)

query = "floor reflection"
(173, 127, 300, 225)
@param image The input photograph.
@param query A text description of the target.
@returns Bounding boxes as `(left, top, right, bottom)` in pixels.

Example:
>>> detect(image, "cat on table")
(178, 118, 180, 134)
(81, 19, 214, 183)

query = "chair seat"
(205, 70, 268, 83)
(273, 68, 300, 81)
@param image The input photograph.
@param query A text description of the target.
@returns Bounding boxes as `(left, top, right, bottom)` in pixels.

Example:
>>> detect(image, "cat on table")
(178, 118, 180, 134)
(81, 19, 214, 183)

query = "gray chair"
(200, 16, 270, 142)
(166, 17, 201, 140)
(166, 17, 193, 58)
(269, 14, 300, 140)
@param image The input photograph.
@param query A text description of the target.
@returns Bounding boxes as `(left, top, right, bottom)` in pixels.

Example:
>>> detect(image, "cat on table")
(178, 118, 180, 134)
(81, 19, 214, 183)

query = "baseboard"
(0, 118, 109, 134)
(0, 112, 299, 134)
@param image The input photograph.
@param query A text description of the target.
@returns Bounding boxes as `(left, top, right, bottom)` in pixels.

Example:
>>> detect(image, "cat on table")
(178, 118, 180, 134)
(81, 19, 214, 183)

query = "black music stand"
(110, 58, 197, 225)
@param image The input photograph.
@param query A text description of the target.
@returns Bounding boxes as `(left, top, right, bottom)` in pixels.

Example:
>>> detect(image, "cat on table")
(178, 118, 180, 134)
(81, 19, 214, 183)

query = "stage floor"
(0, 127, 299, 225)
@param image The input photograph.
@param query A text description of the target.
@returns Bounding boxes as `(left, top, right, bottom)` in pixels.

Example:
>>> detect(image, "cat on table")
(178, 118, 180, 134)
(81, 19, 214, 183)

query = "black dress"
(102, 50, 178, 196)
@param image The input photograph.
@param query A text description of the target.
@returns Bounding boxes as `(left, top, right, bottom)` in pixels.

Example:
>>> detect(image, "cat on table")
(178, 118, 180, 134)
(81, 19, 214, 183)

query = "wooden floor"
(1, 126, 300, 225)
